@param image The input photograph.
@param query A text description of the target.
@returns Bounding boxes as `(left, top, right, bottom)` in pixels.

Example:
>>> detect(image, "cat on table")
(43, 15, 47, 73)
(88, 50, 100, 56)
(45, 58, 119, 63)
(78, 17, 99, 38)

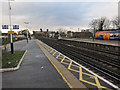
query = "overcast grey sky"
(1, 1, 119, 33)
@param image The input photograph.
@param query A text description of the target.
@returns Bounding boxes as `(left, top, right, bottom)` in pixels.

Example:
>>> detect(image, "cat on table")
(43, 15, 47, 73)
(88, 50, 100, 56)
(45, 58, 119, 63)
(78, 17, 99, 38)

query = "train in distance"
(95, 30, 120, 40)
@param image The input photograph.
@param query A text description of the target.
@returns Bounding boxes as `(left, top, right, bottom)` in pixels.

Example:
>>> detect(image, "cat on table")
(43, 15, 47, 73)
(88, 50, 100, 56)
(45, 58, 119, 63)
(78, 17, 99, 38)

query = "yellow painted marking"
(79, 67, 82, 80)
(50, 49, 54, 53)
(81, 79, 101, 87)
(56, 54, 60, 59)
(71, 64, 79, 68)
(52, 51, 56, 55)
(61, 57, 65, 63)
(69, 68, 79, 72)
(94, 77, 102, 90)
(82, 72, 96, 77)
(61, 62, 69, 65)
(68, 61, 72, 69)
(36, 40, 111, 89)
(48, 48, 52, 51)
(64, 59, 71, 62)
(35, 40, 72, 88)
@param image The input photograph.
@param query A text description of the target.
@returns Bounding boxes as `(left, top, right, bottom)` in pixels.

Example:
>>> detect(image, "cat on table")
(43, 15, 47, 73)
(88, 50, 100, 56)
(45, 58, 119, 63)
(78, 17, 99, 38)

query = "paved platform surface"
(2, 39, 69, 88)
(62, 38, 120, 47)
(36, 39, 118, 89)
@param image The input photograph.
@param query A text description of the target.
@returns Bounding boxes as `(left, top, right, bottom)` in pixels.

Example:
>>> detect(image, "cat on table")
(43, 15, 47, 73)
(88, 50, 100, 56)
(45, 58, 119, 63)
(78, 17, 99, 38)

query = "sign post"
(8, 0, 14, 54)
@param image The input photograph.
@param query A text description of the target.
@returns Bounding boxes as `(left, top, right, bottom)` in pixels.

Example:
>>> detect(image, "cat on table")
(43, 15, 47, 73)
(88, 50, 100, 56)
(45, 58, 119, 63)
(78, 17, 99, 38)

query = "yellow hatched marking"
(50, 49, 54, 53)
(68, 61, 79, 72)
(68, 61, 72, 69)
(79, 67, 82, 80)
(52, 51, 57, 55)
(81, 79, 101, 86)
(69, 68, 79, 72)
(35, 40, 72, 88)
(95, 77, 102, 90)
(62, 62, 69, 65)
(61, 57, 65, 63)
(82, 72, 96, 77)
(56, 54, 60, 59)
(38, 42, 111, 89)
(59, 55, 64, 58)
(71, 64, 79, 68)
(48, 48, 52, 52)
(64, 59, 71, 62)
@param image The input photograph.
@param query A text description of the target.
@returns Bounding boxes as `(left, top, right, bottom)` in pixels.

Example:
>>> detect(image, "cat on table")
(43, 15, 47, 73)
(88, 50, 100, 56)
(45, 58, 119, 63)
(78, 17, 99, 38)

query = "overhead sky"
(1, 0, 119, 33)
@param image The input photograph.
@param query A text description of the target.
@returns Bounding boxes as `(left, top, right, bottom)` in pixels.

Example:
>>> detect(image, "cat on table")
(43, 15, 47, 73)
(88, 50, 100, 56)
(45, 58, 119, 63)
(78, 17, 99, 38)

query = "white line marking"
(40, 40, 119, 89)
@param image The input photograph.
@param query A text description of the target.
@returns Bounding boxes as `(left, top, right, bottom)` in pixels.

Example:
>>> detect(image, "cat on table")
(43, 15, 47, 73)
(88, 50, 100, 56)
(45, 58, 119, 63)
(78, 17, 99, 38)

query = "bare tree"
(103, 19, 111, 30)
(89, 19, 99, 40)
(98, 17, 107, 31)
(112, 17, 120, 29)
(89, 19, 98, 30)
(58, 28, 67, 36)
(89, 17, 110, 40)
(90, 17, 109, 31)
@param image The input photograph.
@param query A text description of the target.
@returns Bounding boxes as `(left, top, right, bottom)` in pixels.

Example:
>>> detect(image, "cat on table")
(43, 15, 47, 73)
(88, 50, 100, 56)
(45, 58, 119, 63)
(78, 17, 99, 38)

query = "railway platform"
(62, 38, 120, 47)
(2, 39, 119, 89)
(35, 39, 119, 89)
(2, 39, 86, 88)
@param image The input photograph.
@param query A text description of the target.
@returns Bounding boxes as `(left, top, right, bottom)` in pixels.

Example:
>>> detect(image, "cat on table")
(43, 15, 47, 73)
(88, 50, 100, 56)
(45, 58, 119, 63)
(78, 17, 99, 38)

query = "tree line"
(89, 17, 120, 32)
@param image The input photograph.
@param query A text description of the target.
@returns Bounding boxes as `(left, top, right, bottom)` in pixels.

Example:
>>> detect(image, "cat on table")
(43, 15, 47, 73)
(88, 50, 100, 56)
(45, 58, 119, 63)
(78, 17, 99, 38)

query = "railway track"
(36, 36, 120, 85)
(62, 39, 120, 57)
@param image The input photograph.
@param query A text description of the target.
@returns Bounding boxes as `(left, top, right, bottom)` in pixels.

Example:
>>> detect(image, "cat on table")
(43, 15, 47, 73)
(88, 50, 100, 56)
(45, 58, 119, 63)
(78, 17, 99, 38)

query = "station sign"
(2, 25, 9, 29)
(13, 25, 19, 29)
(8, 31, 14, 34)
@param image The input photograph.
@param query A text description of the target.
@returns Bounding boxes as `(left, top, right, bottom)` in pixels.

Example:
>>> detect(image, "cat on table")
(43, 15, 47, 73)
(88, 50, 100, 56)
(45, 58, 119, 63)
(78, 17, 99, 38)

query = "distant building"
(67, 31, 73, 37)
(81, 29, 90, 32)
(67, 31, 92, 38)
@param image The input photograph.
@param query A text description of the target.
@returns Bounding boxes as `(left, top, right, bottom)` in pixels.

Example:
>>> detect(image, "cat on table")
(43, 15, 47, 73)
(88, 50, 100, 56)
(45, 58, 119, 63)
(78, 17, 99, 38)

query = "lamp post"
(24, 22, 30, 43)
(8, 0, 14, 54)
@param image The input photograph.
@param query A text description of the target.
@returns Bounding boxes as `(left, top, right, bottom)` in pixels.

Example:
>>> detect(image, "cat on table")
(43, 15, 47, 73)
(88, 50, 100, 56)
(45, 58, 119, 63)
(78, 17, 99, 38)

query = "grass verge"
(2, 50, 25, 68)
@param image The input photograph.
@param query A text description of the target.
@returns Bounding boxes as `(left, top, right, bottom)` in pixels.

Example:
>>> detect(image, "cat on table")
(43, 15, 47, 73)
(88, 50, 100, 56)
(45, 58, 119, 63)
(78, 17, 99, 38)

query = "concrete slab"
(36, 39, 119, 89)
(35, 39, 87, 89)
(2, 39, 69, 88)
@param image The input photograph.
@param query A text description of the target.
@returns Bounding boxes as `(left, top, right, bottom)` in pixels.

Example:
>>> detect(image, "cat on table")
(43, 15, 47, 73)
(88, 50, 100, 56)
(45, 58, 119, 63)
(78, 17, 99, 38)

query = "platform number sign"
(2, 25, 9, 29)
(13, 25, 19, 29)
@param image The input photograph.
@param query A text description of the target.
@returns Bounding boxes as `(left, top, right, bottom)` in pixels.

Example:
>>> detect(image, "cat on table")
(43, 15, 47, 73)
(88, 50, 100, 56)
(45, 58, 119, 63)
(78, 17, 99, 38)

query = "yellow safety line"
(64, 59, 71, 62)
(61, 62, 70, 65)
(56, 54, 60, 59)
(79, 67, 82, 80)
(68, 61, 72, 69)
(69, 68, 79, 73)
(53, 51, 57, 55)
(36, 40, 111, 89)
(50, 49, 54, 53)
(35, 40, 73, 88)
(94, 77, 102, 90)
(82, 72, 95, 77)
(48, 48, 52, 52)
(61, 57, 65, 63)
(81, 79, 100, 86)
(71, 64, 79, 68)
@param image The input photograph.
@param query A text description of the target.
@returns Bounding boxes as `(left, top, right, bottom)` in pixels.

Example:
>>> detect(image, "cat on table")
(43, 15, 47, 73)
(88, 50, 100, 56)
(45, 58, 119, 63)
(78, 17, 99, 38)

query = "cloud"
(1, 2, 118, 32)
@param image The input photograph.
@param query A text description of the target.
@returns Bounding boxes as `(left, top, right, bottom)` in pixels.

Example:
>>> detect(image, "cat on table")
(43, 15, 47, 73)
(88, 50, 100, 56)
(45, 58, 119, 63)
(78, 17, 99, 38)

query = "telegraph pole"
(8, 0, 14, 54)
